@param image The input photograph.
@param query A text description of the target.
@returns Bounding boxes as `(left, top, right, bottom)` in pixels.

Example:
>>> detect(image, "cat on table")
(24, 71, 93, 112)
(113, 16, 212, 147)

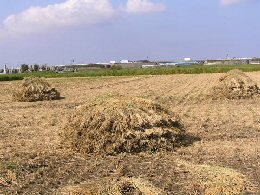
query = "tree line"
(20, 64, 51, 73)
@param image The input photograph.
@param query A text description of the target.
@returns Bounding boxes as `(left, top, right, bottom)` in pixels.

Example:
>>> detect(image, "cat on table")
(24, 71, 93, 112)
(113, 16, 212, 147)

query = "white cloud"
(0, 0, 166, 39)
(126, 0, 166, 13)
(1, 0, 115, 36)
(220, 0, 251, 6)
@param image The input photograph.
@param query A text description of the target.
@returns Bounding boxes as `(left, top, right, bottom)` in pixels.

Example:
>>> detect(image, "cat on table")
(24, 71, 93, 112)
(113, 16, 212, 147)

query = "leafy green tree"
(33, 64, 40, 72)
(20, 64, 29, 73)
(40, 65, 47, 71)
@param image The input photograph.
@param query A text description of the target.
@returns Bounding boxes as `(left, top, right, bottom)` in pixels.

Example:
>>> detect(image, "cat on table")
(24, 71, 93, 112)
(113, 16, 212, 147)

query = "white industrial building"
(120, 60, 131, 64)
(0, 65, 21, 74)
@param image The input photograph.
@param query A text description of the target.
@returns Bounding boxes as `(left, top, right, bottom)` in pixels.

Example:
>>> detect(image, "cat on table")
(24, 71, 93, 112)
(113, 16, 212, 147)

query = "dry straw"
(212, 69, 260, 99)
(56, 177, 164, 195)
(12, 77, 60, 102)
(62, 97, 186, 155)
(56, 162, 255, 195)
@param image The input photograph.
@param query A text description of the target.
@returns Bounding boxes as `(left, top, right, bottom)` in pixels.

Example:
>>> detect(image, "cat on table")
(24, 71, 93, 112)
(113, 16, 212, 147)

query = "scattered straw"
(56, 177, 164, 195)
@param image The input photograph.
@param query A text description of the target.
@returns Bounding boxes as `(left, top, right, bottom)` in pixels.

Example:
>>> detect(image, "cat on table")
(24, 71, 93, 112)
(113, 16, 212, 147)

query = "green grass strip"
(0, 64, 260, 82)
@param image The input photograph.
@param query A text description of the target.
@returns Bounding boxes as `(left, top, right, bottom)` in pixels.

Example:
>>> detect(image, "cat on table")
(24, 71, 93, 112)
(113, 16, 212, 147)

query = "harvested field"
(0, 71, 260, 194)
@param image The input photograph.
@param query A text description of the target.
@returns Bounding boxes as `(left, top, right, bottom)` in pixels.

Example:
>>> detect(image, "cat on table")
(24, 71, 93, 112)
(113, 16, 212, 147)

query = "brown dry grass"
(62, 97, 186, 155)
(0, 72, 259, 194)
(12, 77, 60, 102)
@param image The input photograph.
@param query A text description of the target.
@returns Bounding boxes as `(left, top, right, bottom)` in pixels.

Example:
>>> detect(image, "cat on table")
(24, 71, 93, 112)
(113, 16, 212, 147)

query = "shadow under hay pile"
(212, 69, 260, 100)
(12, 77, 60, 102)
(62, 97, 188, 155)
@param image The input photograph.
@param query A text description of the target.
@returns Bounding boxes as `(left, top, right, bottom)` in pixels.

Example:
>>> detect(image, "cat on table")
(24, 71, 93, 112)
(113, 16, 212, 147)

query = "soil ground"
(0, 72, 259, 194)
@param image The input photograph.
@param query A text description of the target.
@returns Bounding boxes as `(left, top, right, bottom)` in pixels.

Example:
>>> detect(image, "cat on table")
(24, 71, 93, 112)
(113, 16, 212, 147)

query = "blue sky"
(0, 0, 259, 67)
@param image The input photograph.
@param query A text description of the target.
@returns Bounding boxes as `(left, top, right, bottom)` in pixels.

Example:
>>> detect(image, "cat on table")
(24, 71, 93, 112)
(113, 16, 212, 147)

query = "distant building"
(184, 58, 191, 61)
(205, 59, 250, 65)
(110, 61, 116, 64)
(120, 60, 131, 64)
(159, 62, 178, 66)
(1, 65, 21, 74)
(96, 62, 110, 65)
(142, 64, 158, 68)
(250, 58, 260, 64)
(159, 60, 202, 66)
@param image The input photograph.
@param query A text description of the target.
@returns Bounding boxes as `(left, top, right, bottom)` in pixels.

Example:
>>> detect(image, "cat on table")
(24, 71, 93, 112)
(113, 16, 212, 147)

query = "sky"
(0, 0, 260, 67)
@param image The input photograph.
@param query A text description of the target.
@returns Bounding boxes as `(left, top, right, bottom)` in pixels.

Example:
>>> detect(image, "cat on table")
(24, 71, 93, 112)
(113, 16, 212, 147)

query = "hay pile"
(12, 77, 60, 102)
(62, 97, 186, 155)
(212, 69, 260, 99)
(56, 177, 164, 195)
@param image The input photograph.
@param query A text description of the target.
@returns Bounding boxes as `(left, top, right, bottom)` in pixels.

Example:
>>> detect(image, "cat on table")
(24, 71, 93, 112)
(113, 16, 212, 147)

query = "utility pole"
(71, 58, 75, 65)
(226, 53, 229, 60)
